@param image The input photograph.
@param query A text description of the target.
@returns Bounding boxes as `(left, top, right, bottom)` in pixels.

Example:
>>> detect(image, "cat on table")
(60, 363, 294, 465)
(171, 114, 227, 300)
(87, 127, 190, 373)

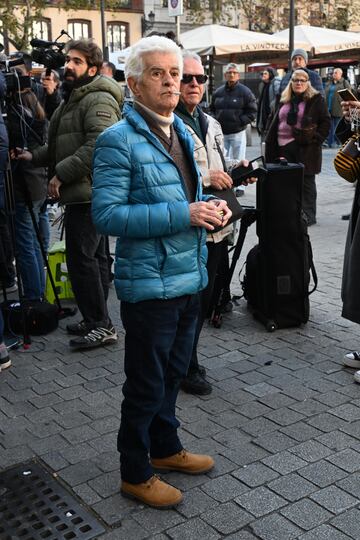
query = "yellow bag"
(334, 134, 360, 183)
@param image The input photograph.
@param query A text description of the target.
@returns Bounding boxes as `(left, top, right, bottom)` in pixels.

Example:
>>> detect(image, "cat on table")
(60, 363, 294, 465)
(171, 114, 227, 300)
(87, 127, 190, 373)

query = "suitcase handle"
(274, 157, 289, 166)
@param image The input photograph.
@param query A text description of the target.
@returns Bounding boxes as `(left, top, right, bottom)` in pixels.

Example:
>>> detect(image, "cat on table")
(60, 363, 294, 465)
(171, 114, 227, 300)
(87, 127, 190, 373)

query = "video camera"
(30, 37, 66, 73)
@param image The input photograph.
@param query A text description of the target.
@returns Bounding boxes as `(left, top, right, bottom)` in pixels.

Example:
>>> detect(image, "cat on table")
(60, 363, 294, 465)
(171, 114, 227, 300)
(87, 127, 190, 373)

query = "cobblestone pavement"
(2, 135, 360, 539)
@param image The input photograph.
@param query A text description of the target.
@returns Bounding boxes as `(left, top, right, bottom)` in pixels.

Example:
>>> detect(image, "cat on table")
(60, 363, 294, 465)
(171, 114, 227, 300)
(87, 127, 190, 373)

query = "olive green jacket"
(32, 74, 122, 205)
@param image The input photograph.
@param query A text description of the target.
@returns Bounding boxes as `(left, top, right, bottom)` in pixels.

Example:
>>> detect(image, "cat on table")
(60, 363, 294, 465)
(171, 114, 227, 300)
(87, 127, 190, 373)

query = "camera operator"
(14, 38, 122, 350)
(11, 53, 61, 121)
(8, 68, 48, 302)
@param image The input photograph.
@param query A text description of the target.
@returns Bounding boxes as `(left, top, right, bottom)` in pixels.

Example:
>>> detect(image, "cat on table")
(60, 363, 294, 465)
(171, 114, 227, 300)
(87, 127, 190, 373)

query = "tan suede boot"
(121, 475, 183, 508)
(151, 449, 215, 474)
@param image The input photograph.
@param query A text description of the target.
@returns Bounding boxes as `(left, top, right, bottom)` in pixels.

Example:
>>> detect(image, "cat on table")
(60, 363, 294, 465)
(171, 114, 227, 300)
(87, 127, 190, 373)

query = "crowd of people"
(1, 32, 360, 509)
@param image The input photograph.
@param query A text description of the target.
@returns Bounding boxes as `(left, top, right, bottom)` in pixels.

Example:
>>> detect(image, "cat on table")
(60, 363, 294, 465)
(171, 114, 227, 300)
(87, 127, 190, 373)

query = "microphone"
(30, 38, 56, 48)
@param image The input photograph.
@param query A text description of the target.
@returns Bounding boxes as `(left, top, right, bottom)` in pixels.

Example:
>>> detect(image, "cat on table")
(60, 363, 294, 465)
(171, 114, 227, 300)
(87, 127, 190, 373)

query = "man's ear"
(89, 65, 98, 77)
(127, 76, 141, 98)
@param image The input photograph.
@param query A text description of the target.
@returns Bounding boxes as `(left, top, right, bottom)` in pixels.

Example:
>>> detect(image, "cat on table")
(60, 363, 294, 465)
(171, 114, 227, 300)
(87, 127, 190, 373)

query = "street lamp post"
(100, 0, 108, 61)
(288, 0, 295, 70)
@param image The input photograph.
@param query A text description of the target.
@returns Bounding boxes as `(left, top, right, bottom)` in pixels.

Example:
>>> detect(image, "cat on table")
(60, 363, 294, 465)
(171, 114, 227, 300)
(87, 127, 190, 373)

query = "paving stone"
(298, 460, 348, 487)
(213, 428, 251, 447)
(132, 507, 185, 536)
(92, 493, 139, 526)
(167, 517, 220, 540)
(307, 413, 349, 432)
(207, 454, 238, 478)
(310, 485, 358, 514)
(221, 442, 269, 467)
(289, 399, 329, 417)
(330, 404, 360, 422)
(254, 431, 298, 453)
(250, 513, 302, 540)
(280, 499, 332, 530)
(202, 502, 252, 535)
(211, 410, 248, 429)
(288, 440, 333, 462)
(176, 487, 217, 518)
(236, 401, 273, 419)
(264, 407, 305, 426)
(280, 422, 324, 442)
(225, 533, 258, 540)
(262, 451, 307, 474)
(73, 483, 102, 505)
(297, 524, 352, 540)
(244, 382, 280, 398)
(232, 463, 279, 487)
(337, 472, 360, 498)
(235, 486, 287, 517)
(326, 448, 360, 473)
(268, 473, 317, 502)
(331, 508, 360, 538)
(258, 393, 297, 410)
(97, 518, 148, 540)
(201, 474, 249, 502)
(241, 417, 279, 437)
(315, 391, 351, 407)
(341, 419, 360, 439)
(182, 418, 223, 438)
(316, 430, 359, 451)
(58, 461, 103, 486)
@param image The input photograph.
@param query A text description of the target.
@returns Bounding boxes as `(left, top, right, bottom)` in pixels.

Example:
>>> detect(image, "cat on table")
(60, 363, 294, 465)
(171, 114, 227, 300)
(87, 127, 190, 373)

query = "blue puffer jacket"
(92, 103, 208, 303)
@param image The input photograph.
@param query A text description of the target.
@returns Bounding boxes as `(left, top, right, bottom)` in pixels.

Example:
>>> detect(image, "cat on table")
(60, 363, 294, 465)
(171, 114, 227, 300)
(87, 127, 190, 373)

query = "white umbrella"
(273, 25, 360, 55)
(180, 24, 288, 57)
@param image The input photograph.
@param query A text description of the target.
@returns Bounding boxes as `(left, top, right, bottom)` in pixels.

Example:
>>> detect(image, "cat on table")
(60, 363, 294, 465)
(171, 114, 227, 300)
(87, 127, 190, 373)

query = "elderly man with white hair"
(92, 35, 232, 509)
(324, 67, 352, 148)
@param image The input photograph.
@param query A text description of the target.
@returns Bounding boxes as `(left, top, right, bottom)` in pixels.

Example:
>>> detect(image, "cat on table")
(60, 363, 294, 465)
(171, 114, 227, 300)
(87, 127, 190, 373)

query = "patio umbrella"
(180, 24, 288, 57)
(273, 25, 360, 56)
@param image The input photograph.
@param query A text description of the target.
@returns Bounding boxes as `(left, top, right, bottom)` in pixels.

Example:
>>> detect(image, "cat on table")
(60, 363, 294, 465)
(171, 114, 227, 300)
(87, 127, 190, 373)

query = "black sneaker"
(66, 320, 90, 335)
(181, 370, 212, 395)
(0, 354, 11, 372)
(69, 325, 118, 350)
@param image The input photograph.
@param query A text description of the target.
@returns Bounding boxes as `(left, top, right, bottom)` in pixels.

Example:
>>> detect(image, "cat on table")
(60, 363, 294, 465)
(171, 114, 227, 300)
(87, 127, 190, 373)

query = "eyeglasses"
(292, 78, 308, 83)
(181, 73, 208, 84)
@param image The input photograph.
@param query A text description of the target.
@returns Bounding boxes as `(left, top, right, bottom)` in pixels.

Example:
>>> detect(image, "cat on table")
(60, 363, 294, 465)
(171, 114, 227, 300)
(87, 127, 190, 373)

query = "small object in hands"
(337, 88, 359, 102)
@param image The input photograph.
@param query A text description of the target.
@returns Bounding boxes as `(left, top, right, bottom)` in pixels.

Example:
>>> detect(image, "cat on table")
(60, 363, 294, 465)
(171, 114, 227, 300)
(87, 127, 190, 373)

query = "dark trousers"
(189, 240, 228, 373)
(64, 203, 109, 326)
(118, 294, 199, 483)
(280, 141, 317, 224)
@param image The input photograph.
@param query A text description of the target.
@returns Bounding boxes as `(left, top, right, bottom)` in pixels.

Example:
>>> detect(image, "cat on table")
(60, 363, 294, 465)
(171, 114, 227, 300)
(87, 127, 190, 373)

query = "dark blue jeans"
(327, 116, 341, 148)
(118, 294, 199, 483)
(15, 200, 45, 300)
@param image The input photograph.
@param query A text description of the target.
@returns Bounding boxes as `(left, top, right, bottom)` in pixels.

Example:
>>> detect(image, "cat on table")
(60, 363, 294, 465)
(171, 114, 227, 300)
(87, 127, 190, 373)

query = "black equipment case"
(243, 159, 317, 331)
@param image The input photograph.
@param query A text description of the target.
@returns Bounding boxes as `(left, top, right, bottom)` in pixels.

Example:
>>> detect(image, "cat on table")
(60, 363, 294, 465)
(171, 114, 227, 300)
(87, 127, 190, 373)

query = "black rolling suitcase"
(243, 159, 317, 331)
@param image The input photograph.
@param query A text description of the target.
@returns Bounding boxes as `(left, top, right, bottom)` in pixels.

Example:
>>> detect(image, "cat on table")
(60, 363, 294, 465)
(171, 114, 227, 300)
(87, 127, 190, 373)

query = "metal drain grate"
(0, 460, 105, 540)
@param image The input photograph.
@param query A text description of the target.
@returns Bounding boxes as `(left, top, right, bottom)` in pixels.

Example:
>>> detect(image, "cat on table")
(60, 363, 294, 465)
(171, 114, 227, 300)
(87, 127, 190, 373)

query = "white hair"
(182, 50, 202, 65)
(125, 35, 183, 82)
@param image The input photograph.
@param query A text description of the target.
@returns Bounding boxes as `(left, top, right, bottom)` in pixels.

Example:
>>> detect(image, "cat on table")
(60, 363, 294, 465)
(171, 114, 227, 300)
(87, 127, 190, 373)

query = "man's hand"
(209, 198, 232, 227)
(10, 148, 32, 161)
(190, 201, 223, 230)
(189, 200, 231, 231)
(48, 175, 62, 200)
(41, 76, 57, 95)
(341, 100, 360, 121)
(209, 170, 233, 190)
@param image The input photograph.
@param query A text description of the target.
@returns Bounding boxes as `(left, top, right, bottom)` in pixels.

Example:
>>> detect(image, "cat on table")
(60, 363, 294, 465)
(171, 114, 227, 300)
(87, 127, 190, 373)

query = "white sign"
(168, 0, 183, 17)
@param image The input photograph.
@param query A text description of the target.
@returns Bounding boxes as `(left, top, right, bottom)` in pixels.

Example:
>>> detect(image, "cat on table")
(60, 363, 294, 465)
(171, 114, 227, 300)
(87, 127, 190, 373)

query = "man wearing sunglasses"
(175, 51, 252, 395)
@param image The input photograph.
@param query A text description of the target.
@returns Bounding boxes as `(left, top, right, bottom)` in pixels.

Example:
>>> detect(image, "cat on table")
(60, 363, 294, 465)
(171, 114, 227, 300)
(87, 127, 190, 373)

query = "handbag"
(203, 186, 244, 232)
(334, 133, 360, 183)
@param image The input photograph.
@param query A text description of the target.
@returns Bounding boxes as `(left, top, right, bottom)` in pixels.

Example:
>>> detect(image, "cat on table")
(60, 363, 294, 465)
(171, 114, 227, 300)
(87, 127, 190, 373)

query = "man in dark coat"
(324, 68, 351, 148)
(210, 63, 257, 161)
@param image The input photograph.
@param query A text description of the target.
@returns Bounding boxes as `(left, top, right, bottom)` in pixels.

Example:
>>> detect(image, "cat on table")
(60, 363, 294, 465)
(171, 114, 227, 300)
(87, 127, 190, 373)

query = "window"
(68, 19, 92, 40)
(107, 22, 129, 52)
(32, 19, 51, 41)
(162, 0, 168, 6)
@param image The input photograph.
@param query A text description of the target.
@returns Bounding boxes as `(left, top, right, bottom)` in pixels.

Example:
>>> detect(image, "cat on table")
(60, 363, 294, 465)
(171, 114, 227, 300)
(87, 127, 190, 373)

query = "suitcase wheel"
(266, 320, 277, 332)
